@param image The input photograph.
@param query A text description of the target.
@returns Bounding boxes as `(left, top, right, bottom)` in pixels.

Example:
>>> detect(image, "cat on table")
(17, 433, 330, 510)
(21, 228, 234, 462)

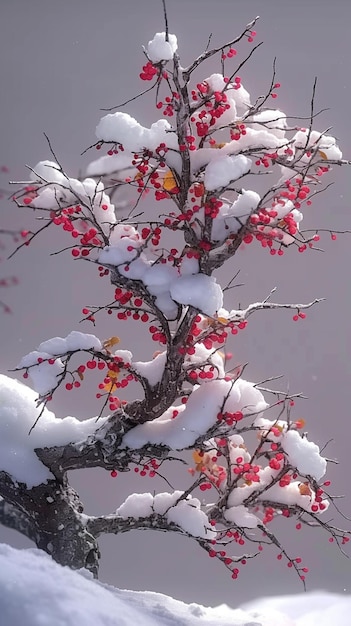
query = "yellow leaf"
(217, 316, 229, 325)
(319, 150, 328, 160)
(298, 482, 312, 497)
(103, 382, 118, 393)
(107, 368, 120, 380)
(103, 336, 120, 350)
(192, 450, 204, 465)
(163, 170, 178, 192)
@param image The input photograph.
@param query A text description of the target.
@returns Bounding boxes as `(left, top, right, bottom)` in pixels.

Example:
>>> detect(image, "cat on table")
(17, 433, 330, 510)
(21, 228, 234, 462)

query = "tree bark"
(0, 471, 100, 577)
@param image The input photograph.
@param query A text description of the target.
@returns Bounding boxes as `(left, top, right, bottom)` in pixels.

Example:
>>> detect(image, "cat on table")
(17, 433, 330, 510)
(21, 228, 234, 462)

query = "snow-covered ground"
(0, 544, 349, 626)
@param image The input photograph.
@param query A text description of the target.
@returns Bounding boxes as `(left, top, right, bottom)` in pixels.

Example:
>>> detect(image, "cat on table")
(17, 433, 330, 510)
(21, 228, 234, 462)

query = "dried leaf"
(163, 170, 178, 192)
(107, 368, 120, 380)
(103, 382, 118, 393)
(298, 482, 312, 497)
(103, 336, 120, 350)
(217, 316, 229, 325)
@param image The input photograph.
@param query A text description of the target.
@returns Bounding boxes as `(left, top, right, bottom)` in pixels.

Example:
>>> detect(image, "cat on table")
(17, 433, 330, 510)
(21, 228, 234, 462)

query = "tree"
(0, 8, 349, 587)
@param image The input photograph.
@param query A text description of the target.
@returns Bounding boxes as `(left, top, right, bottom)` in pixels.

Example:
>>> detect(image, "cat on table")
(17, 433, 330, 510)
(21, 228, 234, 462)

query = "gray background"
(1, 0, 351, 608)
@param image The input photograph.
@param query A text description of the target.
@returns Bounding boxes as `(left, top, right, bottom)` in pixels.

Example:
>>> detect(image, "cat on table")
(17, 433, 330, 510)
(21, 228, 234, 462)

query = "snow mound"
(0, 544, 296, 626)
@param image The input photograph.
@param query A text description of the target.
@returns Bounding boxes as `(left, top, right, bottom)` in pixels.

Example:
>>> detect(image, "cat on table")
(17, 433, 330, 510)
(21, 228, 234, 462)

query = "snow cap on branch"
(95, 114, 181, 172)
(147, 32, 178, 62)
(122, 378, 267, 450)
(224, 504, 259, 529)
(170, 274, 223, 316)
(18, 332, 102, 396)
(0, 375, 105, 488)
(28, 162, 116, 236)
(30, 160, 66, 184)
(204, 155, 251, 191)
(116, 491, 216, 540)
(293, 129, 342, 160)
(281, 429, 327, 481)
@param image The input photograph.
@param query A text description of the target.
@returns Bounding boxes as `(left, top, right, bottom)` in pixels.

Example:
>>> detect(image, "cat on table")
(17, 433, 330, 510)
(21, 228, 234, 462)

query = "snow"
(147, 32, 178, 62)
(166, 497, 215, 539)
(133, 351, 167, 386)
(204, 154, 251, 191)
(116, 491, 216, 540)
(143, 263, 179, 295)
(170, 274, 223, 316)
(179, 255, 199, 275)
(39, 331, 102, 354)
(122, 378, 266, 450)
(281, 430, 327, 481)
(258, 480, 329, 514)
(204, 73, 251, 116)
(224, 504, 259, 528)
(293, 129, 342, 160)
(117, 492, 154, 518)
(251, 109, 287, 139)
(1, 544, 351, 626)
(0, 375, 106, 488)
(185, 343, 226, 379)
(86, 153, 139, 179)
(243, 591, 351, 626)
(29, 161, 117, 235)
(99, 235, 223, 317)
(30, 159, 66, 184)
(95, 115, 181, 170)
(211, 189, 261, 243)
(191, 128, 285, 175)
(113, 349, 133, 364)
(96, 112, 146, 150)
(18, 331, 102, 396)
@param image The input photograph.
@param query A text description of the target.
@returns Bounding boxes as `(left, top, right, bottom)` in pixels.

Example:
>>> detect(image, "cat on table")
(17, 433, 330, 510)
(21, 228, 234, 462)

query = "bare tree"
(1, 10, 350, 587)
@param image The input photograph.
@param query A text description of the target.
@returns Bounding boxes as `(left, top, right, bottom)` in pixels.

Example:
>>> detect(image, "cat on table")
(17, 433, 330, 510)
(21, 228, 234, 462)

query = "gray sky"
(1, 0, 351, 608)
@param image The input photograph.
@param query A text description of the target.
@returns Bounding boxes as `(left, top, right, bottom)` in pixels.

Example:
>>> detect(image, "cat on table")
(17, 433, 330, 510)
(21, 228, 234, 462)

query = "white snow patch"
(282, 430, 327, 480)
(116, 491, 215, 540)
(0, 375, 105, 488)
(204, 154, 251, 191)
(147, 32, 178, 62)
(0, 543, 312, 626)
(224, 505, 259, 528)
(170, 274, 223, 316)
(123, 378, 266, 450)
(133, 352, 167, 386)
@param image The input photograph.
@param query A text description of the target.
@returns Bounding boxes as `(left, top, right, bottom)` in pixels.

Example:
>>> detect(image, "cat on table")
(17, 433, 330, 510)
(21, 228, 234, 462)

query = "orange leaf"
(217, 316, 229, 325)
(107, 368, 120, 380)
(103, 382, 118, 393)
(103, 336, 120, 350)
(192, 450, 204, 465)
(211, 142, 227, 149)
(298, 483, 312, 496)
(163, 170, 178, 192)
